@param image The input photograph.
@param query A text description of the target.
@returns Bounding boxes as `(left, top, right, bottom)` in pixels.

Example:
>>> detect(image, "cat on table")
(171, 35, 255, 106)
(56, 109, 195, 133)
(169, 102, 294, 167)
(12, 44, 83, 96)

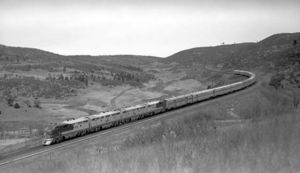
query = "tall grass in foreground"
(3, 112, 300, 173)
(2, 87, 300, 173)
(93, 115, 300, 173)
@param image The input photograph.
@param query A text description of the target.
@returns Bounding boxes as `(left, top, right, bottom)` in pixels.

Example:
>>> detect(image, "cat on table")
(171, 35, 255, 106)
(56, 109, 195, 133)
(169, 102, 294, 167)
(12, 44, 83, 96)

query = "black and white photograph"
(0, 0, 300, 172)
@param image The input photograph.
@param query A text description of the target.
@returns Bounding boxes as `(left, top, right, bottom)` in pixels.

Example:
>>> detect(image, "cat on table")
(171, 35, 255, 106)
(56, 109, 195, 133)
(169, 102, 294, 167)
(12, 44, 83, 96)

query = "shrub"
(34, 99, 41, 108)
(14, 103, 20, 109)
(5, 95, 15, 107)
(293, 39, 298, 46)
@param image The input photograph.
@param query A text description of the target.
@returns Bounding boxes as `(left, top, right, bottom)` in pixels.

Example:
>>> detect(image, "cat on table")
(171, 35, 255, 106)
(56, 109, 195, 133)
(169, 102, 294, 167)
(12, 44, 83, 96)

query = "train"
(42, 70, 256, 145)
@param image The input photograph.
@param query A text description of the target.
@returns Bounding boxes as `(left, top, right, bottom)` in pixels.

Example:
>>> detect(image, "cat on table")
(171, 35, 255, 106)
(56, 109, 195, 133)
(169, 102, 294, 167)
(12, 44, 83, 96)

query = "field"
(1, 81, 300, 173)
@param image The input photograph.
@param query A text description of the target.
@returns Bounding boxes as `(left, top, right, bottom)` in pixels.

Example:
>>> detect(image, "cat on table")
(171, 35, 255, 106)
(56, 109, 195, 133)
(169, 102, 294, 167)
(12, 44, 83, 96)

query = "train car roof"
(146, 100, 159, 105)
(191, 88, 214, 95)
(124, 104, 145, 111)
(123, 100, 160, 111)
(165, 96, 178, 101)
(63, 117, 89, 124)
(89, 110, 120, 119)
(165, 94, 189, 101)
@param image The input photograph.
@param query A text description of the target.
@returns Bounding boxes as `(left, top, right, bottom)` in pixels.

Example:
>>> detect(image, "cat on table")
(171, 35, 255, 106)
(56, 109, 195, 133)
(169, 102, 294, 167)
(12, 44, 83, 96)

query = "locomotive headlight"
(42, 138, 53, 145)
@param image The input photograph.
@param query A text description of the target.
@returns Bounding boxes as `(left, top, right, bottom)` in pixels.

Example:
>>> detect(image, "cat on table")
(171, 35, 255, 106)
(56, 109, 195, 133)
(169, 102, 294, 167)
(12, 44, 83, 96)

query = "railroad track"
(0, 70, 257, 167)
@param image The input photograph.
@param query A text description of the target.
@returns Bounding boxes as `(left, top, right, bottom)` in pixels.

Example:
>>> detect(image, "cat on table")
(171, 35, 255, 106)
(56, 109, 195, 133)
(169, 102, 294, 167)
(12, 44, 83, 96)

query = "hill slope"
(0, 44, 161, 90)
(167, 32, 300, 70)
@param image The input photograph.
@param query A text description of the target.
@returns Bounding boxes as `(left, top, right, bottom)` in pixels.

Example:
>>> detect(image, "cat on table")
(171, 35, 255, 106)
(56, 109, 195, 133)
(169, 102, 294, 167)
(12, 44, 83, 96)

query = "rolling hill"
(0, 44, 161, 91)
(0, 44, 161, 71)
(167, 32, 300, 70)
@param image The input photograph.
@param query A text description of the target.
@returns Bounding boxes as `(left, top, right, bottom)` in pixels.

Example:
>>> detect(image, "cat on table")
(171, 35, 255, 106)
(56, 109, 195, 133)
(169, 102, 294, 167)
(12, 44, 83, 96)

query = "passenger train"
(42, 70, 256, 145)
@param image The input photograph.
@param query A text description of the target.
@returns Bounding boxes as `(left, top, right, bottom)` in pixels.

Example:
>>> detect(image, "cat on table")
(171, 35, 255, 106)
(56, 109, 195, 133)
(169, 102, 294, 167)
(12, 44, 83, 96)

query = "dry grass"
(2, 83, 300, 173)
(3, 111, 299, 173)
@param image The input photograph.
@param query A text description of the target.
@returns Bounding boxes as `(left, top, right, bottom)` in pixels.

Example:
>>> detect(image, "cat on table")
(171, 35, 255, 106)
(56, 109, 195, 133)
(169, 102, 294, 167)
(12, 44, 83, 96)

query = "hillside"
(167, 32, 300, 90)
(1, 33, 299, 118)
(0, 45, 162, 98)
(167, 33, 300, 70)
(0, 43, 219, 143)
(1, 32, 300, 156)
(0, 44, 161, 78)
(0, 45, 166, 139)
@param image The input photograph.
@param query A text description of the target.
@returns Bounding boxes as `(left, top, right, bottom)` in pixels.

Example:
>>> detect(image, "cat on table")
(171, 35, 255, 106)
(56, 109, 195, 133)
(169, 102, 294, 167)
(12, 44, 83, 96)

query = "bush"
(14, 103, 20, 109)
(34, 99, 41, 108)
(6, 98, 14, 106)
(5, 95, 15, 107)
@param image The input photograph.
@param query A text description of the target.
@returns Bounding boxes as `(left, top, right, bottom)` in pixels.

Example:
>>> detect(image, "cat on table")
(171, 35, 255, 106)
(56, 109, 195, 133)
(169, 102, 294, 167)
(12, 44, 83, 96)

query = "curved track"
(0, 70, 256, 167)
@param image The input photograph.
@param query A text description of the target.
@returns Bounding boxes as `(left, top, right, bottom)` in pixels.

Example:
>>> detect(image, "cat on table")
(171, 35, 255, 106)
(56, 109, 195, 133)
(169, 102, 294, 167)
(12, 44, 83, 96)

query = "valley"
(0, 32, 300, 173)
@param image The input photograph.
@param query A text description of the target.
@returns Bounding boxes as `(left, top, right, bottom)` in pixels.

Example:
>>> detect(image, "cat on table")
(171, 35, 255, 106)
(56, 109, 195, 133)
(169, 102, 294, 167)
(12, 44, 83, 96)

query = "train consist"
(42, 70, 256, 145)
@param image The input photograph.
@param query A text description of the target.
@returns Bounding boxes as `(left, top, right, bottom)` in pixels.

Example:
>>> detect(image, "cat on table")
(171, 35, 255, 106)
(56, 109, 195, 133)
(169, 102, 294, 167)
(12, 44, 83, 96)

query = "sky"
(0, 0, 300, 57)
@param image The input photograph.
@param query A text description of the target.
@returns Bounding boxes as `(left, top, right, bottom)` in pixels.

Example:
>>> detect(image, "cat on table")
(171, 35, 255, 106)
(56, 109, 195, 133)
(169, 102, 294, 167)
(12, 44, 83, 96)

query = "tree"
(34, 98, 41, 108)
(293, 94, 299, 108)
(63, 66, 67, 73)
(16, 56, 20, 63)
(85, 78, 88, 87)
(27, 64, 31, 71)
(58, 74, 64, 80)
(293, 40, 298, 46)
(5, 95, 15, 107)
(14, 103, 20, 109)
(0, 126, 3, 139)
(46, 73, 54, 81)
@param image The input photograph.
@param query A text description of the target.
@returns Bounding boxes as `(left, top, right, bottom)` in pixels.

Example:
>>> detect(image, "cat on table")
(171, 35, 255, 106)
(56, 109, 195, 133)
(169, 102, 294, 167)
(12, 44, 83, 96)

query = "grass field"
(1, 82, 300, 173)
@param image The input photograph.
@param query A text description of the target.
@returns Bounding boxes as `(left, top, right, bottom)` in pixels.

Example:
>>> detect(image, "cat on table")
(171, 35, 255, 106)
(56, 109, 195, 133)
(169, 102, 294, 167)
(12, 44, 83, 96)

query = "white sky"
(0, 0, 300, 57)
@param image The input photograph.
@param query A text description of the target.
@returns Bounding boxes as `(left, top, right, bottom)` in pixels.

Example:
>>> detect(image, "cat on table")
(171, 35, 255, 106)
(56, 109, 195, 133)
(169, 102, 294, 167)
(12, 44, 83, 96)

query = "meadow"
(2, 83, 299, 173)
